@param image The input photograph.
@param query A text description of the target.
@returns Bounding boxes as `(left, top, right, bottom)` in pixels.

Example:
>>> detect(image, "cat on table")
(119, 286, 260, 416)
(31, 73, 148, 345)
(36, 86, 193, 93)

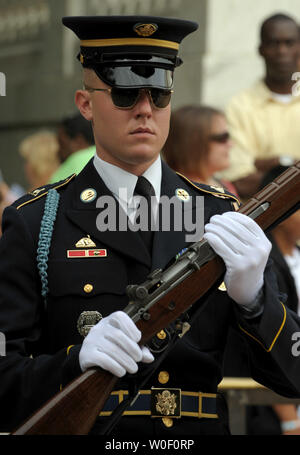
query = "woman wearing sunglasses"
(163, 105, 238, 196)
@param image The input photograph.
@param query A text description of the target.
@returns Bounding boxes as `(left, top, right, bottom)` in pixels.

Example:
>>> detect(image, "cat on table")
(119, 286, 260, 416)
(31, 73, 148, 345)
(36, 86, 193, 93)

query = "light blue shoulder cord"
(36, 189, 60, 304)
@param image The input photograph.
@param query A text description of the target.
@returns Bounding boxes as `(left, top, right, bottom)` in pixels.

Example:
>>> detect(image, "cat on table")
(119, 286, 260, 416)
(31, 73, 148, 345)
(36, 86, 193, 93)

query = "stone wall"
(0, 0, 65, 186)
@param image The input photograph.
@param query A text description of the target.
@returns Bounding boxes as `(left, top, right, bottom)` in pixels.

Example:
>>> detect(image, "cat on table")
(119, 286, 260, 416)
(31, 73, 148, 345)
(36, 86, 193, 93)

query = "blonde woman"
(19, 131, 60, 191)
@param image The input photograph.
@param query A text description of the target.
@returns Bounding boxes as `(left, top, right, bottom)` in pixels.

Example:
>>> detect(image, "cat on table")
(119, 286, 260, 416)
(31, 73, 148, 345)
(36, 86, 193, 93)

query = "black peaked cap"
(62, 15, 198, 89)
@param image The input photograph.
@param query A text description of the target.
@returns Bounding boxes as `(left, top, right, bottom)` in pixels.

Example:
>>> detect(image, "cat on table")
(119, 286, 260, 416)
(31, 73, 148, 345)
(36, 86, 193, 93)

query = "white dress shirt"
(93, 154, 161, 224)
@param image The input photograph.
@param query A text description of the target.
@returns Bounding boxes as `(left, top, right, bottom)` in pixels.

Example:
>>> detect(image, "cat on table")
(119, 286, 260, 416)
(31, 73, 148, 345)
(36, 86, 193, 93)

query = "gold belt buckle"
(150, 388, 181, 418)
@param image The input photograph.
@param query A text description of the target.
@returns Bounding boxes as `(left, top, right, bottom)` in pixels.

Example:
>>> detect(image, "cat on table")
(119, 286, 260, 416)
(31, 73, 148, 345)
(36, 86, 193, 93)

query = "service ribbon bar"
(67, 249, 107, 258)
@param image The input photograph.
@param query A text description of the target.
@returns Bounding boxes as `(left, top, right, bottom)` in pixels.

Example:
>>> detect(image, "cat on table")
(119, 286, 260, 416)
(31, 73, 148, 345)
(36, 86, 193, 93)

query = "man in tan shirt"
(221, 13, 300, 199)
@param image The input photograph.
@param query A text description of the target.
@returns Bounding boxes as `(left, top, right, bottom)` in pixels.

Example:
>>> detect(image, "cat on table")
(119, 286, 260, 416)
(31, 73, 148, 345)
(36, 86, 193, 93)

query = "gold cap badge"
(133, 23, 158, 37)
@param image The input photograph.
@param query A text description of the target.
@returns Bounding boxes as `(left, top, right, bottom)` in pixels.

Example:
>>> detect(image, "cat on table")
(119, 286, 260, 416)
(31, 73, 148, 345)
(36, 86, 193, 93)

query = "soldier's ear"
(75, 89, 93, 122)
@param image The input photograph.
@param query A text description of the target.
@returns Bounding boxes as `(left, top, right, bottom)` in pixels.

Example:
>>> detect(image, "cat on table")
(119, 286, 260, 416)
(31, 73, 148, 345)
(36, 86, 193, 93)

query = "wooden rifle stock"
(12, 162, 300, 435)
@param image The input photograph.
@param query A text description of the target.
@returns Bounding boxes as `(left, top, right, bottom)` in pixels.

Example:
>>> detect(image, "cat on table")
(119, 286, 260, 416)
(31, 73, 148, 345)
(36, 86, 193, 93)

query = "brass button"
(83, 284, 93, 293)
(162, 417, 173, 428)
(157, 330, 167, 340)
(158, 371, 169, 384)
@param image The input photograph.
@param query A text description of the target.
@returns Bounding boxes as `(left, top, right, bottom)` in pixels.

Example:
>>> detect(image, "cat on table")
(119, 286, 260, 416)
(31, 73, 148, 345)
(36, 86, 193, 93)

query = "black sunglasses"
(84, 85, 173, 109)
(209, 132, 230, 143)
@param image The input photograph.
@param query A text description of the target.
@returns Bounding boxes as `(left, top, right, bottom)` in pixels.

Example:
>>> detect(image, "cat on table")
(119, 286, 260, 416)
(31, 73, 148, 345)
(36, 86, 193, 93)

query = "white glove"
(79, 311, 154, 377)
(203, 211, 271, 306)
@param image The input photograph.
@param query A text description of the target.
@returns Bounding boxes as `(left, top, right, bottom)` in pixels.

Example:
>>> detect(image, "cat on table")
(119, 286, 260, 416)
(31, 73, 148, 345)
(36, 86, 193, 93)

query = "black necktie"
(134, 176, 155, 254)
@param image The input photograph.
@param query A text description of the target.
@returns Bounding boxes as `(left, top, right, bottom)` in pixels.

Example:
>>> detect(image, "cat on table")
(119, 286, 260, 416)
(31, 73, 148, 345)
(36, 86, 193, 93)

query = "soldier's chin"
(126, 149, 160, 165)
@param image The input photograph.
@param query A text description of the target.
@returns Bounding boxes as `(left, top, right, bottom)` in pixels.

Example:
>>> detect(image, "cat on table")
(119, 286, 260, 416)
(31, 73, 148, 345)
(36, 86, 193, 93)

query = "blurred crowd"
(0, 113, 95, 235)
(0, 12, 300, 435)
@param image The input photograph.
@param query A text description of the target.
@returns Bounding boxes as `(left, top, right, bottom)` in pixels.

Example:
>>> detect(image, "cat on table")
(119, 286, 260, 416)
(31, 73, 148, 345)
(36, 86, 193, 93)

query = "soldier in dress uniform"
(0, 15, 300, 436)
